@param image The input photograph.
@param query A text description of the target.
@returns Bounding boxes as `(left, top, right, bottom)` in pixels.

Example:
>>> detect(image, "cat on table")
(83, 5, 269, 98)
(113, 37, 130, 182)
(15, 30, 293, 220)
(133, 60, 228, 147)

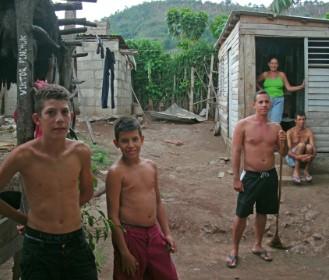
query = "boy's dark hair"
(114, 116, 142, 140)
(34, 84, 70, 114)
(295, 111, 306, 119)
(254, 90, 270, 101)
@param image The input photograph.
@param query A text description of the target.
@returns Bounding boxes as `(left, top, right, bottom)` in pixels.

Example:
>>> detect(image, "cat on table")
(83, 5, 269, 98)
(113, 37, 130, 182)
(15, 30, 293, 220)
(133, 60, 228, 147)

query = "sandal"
(226, 255, 238, 268)
(305, 175, 312, 183)
(292, 175, 301, 184)
(252, 249, 273, 262)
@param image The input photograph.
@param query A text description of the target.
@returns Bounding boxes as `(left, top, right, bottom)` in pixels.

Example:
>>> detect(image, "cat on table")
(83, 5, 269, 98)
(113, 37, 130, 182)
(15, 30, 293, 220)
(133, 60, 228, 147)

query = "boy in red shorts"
(106, 116, 178, 279)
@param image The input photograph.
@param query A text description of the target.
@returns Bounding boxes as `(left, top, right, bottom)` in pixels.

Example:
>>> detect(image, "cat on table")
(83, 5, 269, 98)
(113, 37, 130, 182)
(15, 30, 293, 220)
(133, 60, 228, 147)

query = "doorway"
(255, 37, 304, 129)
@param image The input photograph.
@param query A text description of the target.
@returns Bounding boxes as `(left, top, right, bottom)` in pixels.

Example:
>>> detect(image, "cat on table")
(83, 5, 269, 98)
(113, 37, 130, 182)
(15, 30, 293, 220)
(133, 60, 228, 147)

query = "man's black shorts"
(21, 226, 98, 280)
(236, 168, 279, 218)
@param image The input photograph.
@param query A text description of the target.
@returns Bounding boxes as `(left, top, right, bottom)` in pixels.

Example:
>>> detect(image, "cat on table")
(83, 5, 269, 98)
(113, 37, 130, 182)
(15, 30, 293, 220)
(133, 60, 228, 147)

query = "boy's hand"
(164, 234, 177, 253)
(121, 251, 139, 276)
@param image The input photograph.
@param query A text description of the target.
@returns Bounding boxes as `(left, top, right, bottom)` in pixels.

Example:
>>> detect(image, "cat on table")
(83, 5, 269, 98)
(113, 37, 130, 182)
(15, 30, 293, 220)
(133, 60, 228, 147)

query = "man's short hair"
(295, 111, 306, 119)
(114, 116, 142, 141)
(34, 84, 70, 114)
(254, 90, 270, 102)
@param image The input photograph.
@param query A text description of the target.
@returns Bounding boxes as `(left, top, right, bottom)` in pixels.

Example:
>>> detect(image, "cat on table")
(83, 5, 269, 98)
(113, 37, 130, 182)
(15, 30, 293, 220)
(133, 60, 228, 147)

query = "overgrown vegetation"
(107, 0, 328, 112)
(80, 142, 113, 270)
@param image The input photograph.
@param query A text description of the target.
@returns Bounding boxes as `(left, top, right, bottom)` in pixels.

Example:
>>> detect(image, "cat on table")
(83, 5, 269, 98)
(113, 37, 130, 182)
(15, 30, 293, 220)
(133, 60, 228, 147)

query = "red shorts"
(113, 224, 178, 280)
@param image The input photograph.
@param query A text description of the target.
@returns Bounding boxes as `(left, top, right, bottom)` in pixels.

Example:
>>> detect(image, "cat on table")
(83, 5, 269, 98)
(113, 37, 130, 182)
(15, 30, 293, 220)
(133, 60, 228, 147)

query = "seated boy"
(286, 112, 316, 184)
(106, 116, 178, 280)
(0, 84, 98, 279)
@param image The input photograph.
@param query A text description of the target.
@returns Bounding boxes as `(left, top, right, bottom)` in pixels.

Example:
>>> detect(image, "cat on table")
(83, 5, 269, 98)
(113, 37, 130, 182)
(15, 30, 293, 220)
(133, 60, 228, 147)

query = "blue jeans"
(268, 96, 284, 123)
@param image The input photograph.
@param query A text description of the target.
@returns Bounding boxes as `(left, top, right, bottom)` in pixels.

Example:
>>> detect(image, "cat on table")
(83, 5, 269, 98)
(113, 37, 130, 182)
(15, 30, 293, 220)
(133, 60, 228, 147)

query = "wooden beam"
(85, 21, 97, 27)
(32, 25, 60, 50)
(15, 0, 35, 144)
(72, 52, 88, 58)
(63, 40, 83, 46)
(67, 0, 98, 2)
(59, 27, 87, 35)
(53, 2, 82, 11)
(57, 17, 87, 26)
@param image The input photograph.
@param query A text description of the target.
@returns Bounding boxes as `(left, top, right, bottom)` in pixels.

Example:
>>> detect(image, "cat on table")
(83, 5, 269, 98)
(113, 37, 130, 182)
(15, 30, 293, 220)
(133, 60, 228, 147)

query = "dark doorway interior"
(255, 37, 304, 129)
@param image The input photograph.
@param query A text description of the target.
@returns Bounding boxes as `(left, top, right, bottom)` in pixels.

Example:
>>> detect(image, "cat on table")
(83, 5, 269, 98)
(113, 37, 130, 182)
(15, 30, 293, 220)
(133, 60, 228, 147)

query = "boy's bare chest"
(122, 169, 156, 192)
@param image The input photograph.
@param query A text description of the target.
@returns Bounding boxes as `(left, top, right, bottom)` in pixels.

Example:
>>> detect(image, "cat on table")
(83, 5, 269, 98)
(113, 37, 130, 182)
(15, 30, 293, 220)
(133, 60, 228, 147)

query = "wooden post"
(172, 74, 176, 105)
(206, 54, 214, 120)
(15, 0, 35, 144)
(189, 67, 195, 112)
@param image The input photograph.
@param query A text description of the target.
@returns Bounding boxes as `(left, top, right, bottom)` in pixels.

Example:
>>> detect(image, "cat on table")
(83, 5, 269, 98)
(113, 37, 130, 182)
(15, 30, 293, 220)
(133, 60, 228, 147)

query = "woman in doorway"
(257, 56, 305, 123)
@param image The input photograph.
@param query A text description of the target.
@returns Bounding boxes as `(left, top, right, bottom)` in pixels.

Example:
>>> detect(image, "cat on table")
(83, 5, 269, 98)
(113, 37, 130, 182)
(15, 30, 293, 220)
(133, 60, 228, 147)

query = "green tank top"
(263, 76, 284, 98)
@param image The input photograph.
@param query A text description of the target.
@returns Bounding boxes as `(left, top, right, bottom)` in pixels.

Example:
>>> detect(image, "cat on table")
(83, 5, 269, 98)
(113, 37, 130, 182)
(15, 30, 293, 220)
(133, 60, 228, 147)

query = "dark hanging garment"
(101, 48, 116, 109)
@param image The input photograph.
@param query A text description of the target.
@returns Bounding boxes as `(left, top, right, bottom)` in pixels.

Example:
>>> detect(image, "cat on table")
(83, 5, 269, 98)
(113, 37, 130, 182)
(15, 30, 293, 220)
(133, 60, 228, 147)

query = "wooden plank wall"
(217, 23, 240, 143)
(307, 69, 329, 152)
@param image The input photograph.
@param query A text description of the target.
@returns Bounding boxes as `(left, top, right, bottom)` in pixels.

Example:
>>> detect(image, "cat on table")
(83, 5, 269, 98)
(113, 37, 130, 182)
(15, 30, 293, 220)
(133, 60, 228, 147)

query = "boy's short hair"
(34, 84, 70, 114)
(114, 116, 142, 140)
(254, 90, 270, 101)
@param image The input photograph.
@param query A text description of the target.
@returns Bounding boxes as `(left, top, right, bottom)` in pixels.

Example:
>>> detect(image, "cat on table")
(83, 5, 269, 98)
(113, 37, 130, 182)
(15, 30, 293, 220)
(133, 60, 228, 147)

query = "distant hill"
(103, 0, 329, 50)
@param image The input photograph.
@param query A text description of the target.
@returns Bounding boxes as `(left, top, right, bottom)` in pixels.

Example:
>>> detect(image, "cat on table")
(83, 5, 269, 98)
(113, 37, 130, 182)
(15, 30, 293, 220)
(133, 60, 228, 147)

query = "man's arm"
(154, 163, 176, 252)
(232, 121, 244, 192)
(0, 148, 28, 224)
(78, 144, 94, 206)
(106, 166, 138, 275)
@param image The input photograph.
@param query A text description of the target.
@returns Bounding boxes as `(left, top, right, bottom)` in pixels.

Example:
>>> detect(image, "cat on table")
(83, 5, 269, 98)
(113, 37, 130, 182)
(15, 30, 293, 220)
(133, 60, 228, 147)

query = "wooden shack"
(215, 11, 329, 154)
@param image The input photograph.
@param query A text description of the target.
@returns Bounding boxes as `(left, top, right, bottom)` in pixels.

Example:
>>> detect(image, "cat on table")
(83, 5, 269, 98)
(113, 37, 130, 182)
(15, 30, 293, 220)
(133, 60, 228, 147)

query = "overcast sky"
(55, 0, 278, 21)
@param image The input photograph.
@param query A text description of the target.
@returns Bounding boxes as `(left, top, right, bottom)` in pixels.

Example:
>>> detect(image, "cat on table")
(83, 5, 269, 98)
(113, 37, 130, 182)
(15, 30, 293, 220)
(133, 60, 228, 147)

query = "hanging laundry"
(101, 47, 115, 109)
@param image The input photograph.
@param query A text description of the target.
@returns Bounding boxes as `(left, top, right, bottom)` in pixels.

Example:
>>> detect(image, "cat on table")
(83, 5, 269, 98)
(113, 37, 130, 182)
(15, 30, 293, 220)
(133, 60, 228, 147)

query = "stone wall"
(76, 39, 133, 118)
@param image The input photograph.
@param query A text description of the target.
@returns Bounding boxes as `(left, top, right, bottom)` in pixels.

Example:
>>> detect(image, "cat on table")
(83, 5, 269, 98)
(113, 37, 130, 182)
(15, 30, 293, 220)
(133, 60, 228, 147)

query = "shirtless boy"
(0, 84, 97, 279)
(226, 91, 287, 268)
(286, 112, 316, 184)
(106, 116, 178, 280)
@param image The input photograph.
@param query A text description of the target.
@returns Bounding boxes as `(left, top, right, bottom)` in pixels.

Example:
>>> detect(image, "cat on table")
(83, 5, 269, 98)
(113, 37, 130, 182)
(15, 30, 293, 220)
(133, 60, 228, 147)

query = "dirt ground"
(1, 119, 329, 279)
(81, 119, 329, 280)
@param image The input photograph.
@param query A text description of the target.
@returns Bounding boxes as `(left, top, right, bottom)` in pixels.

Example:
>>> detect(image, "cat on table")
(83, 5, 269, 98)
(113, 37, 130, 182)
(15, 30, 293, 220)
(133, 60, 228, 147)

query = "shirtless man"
(106, 116, 178, 279)
(226, 90, 287, 268)
(286, 112, 316, 184)
(0, 84, 97, 279)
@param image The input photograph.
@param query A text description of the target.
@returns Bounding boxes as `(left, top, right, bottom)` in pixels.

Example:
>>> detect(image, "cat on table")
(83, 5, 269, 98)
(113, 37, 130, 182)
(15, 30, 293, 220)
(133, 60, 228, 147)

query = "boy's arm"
(0, 148, 28, 224)
(154, 163, 176, 252)
(106, 167, 138, 275)
(78, 144, 94, 206)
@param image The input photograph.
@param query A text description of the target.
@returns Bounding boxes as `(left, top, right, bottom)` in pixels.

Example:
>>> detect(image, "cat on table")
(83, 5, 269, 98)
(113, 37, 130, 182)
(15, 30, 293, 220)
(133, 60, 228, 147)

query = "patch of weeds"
(90, 144, 112, 175)
(82, 203, 113, 272)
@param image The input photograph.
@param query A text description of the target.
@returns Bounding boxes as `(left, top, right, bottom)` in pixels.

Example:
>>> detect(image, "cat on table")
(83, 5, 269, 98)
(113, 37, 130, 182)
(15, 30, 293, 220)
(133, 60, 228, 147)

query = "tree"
(167, 8, 208, 43)
(210, 14, 228, 39)
(269, 0, 300, 14)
